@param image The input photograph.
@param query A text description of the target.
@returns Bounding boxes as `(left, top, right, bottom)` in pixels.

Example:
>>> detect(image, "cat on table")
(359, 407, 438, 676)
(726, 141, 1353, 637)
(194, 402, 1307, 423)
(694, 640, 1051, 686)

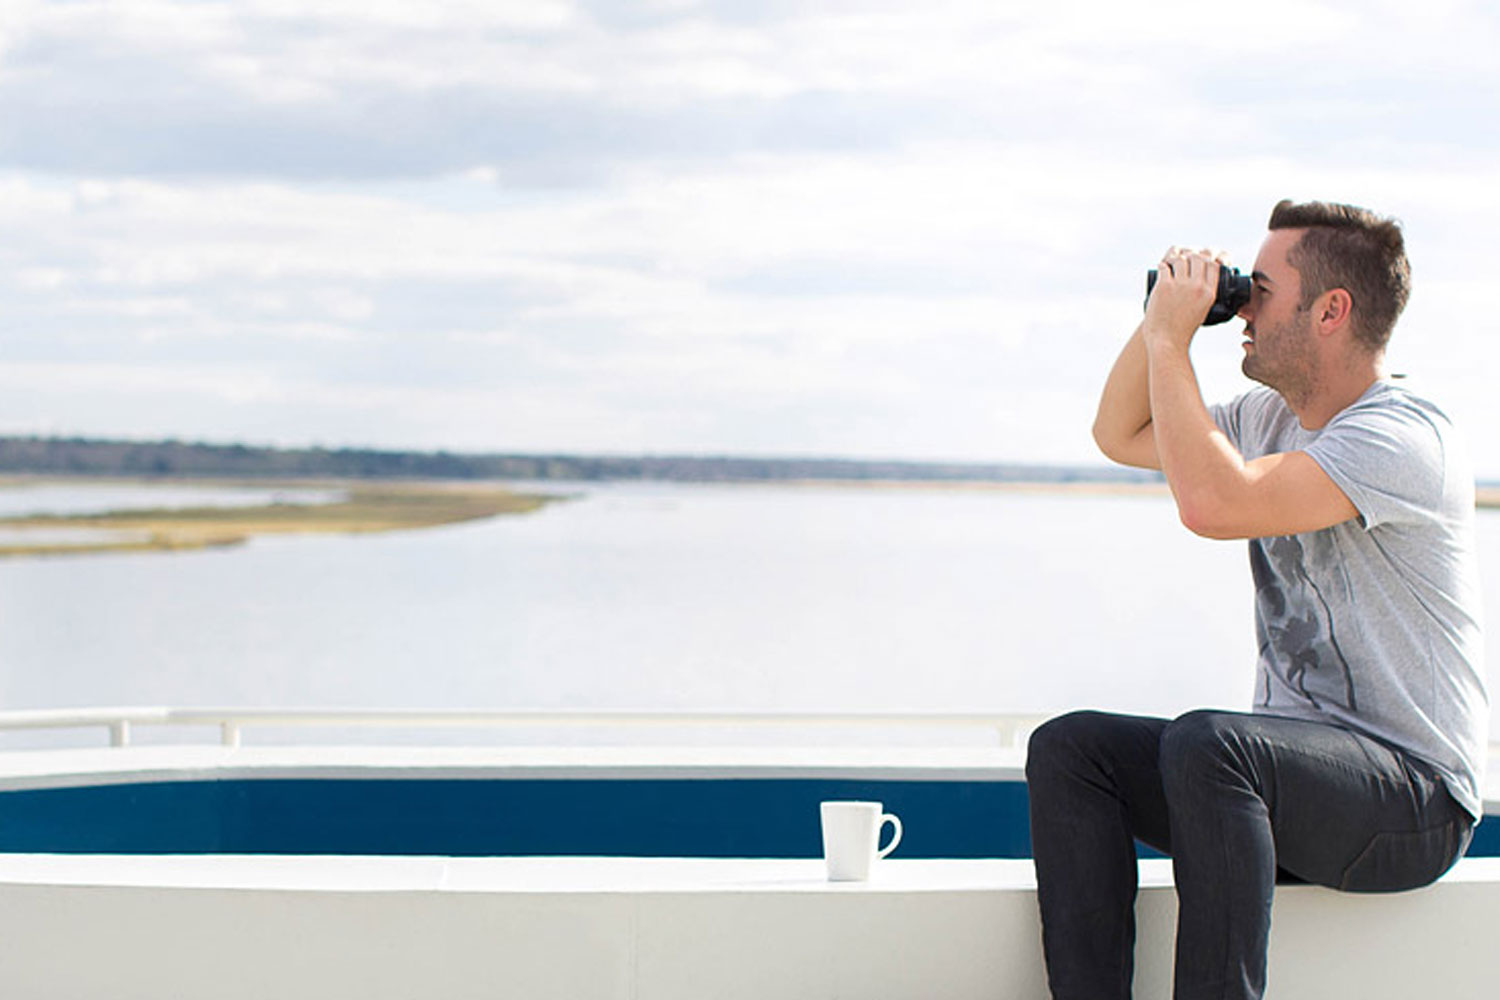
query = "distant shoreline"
(0, 479, 563, 558)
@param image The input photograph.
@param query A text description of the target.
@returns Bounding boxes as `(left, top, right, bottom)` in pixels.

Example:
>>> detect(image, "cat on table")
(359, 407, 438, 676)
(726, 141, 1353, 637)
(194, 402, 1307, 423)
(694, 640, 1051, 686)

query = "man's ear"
(1316, 288, 1353, 335)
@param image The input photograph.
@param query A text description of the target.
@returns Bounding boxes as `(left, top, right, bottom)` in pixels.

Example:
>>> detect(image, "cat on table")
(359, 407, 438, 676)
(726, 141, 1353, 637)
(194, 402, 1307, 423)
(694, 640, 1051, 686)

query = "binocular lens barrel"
(1144, 266, 1252, 326)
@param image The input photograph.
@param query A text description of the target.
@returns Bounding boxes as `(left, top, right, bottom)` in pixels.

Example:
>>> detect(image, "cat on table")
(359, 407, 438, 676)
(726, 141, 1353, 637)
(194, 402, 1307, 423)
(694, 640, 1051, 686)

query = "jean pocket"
(1338, 821, 1472, 893)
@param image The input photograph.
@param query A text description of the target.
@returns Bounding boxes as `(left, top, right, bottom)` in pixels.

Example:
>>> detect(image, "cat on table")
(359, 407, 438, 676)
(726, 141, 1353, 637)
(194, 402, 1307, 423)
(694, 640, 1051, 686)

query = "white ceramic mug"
(820, 800, 903, 881)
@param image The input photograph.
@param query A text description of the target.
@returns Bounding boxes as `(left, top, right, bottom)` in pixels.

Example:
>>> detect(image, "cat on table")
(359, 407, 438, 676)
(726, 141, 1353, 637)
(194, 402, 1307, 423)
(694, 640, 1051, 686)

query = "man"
(1025, 200, 1488, 1000)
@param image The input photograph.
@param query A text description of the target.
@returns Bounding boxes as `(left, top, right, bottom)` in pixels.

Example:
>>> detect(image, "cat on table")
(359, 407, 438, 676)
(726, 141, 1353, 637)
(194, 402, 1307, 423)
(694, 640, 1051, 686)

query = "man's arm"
(1092, 322, 1160, 469)
(1145, 343, 1358, 539)
(1134, 248, 1360, 540)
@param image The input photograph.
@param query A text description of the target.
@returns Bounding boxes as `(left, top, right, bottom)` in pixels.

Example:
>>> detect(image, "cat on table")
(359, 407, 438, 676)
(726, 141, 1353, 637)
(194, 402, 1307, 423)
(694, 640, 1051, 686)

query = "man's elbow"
(1091, 417, 1131, 465)
(1174, 495, 1244, 540)
(1092, 419, 1158, 470)
(1091, 420, 1119, 462)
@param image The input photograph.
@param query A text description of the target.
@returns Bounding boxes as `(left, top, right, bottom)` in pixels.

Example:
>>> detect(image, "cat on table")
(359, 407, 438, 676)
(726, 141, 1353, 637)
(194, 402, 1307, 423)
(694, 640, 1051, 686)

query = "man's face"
(1240, 228, 1317, 397)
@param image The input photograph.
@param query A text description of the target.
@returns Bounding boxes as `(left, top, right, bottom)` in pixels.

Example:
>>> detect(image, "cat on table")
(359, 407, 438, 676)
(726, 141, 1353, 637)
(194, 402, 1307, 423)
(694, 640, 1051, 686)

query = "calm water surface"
(1, 481, 1497, 740)
(0, 482, 342, 516)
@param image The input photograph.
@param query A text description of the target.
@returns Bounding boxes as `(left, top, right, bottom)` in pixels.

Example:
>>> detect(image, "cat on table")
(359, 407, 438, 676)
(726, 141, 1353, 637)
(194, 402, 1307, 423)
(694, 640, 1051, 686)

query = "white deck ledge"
(0, 855, 1496, 999)
(0, 854, 1041, 893)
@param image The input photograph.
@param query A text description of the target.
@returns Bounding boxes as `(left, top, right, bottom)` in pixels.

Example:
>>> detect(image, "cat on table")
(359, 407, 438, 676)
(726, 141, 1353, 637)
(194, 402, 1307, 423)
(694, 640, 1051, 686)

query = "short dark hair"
(1267, 200, 1411, 351)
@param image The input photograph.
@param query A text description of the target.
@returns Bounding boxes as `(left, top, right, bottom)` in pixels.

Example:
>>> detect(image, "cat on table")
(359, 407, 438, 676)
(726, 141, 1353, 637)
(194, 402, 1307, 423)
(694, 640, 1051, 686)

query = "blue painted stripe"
(0, 779, 1035, 857)
(1, 778, 1494, 860)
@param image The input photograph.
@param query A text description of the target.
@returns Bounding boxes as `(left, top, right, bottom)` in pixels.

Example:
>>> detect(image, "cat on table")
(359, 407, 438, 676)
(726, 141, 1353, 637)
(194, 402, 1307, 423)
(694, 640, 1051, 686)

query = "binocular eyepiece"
(1145, 266, 1252, 326)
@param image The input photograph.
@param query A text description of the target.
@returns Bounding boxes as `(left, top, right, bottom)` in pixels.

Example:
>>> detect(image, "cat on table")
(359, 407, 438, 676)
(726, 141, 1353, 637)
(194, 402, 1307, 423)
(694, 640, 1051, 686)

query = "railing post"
(109, 720, 131, 748)
(221, 721, 241, 748)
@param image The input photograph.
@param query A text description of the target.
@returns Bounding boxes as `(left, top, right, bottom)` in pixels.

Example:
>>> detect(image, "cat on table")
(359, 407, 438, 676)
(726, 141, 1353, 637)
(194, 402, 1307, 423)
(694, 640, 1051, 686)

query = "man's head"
(1238, 200, 1409, 407)
(1265, 200, 1411, 353)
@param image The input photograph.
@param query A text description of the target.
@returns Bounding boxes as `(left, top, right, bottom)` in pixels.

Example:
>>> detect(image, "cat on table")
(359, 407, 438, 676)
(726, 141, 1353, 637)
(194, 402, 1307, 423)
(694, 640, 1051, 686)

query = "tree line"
(0, 435, 1160, 485)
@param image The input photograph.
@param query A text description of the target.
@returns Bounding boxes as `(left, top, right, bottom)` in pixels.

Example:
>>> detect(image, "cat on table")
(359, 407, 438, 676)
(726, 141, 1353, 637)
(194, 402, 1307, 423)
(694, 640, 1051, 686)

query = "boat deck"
(0, 709, 1495, 997)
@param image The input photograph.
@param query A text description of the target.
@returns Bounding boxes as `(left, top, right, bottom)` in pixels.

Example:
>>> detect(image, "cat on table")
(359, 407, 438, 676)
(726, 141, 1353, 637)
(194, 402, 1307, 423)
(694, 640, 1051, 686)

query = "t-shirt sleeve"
(1209, 388, 1278, 455)
(1208, 397, 1243, 451)
(1302, 400, 1445, 530)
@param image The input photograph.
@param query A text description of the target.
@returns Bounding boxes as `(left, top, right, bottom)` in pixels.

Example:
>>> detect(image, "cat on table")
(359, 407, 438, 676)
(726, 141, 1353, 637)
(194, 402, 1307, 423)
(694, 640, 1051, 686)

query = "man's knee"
(1025, 710, 1167, 793)
(1025, 710, 1112, 783)
(1160, 709, 1255, 792)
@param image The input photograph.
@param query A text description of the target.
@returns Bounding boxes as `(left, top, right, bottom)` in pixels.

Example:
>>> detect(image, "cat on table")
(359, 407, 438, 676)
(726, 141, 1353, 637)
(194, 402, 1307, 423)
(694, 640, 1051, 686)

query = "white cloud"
(0, 1, 1498, 472)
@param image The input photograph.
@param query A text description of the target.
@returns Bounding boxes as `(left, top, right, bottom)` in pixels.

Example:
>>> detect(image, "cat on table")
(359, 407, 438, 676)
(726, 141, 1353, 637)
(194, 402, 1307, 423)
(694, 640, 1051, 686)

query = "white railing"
(7, 709, 1498, 778)
(0, 706, 1054, 751)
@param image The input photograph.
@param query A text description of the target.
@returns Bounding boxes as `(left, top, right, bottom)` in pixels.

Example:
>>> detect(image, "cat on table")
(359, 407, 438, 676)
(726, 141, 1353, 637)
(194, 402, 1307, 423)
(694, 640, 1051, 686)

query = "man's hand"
(1143, 247, 1229, 351)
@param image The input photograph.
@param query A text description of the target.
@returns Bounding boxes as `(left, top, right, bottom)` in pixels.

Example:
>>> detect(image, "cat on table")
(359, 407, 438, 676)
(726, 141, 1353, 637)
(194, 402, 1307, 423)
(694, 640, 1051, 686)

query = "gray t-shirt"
(1210, 380, 1488, 818)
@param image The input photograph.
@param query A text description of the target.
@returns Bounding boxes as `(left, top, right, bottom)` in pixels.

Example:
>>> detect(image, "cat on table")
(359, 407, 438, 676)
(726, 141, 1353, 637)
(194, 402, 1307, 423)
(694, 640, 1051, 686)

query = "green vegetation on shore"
(0, 434, 1157, 486)
(0, 481, 561, 558)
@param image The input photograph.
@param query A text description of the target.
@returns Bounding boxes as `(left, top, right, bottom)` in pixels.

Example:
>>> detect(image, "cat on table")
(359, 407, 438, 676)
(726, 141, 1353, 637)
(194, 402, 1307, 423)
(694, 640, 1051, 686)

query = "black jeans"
(1025, 709, 1474, 1000)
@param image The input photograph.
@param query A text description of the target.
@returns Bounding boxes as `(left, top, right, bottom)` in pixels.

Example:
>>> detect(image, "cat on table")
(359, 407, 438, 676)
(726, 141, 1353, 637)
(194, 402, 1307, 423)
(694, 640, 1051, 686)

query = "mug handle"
(877, 813, 903, 859)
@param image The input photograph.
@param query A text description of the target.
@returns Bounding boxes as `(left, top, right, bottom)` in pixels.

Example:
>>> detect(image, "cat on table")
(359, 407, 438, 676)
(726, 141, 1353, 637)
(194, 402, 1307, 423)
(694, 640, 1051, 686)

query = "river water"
(1, 480, 1497, 742)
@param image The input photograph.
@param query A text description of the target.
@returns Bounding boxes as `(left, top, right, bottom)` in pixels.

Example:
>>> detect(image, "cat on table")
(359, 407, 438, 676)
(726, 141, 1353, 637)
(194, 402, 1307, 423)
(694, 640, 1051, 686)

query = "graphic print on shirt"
(1249, 534, 1358, 712)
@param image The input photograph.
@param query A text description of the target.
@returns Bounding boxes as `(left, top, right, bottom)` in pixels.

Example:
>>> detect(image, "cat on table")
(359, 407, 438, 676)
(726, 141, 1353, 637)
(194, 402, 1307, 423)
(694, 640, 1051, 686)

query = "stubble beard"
(1241, 309, 1319, 409)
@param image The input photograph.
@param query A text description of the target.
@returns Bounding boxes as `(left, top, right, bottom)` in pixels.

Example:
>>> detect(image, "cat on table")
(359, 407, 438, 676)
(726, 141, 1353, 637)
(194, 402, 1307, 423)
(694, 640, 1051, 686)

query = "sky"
(2, 0, 1499, 474)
